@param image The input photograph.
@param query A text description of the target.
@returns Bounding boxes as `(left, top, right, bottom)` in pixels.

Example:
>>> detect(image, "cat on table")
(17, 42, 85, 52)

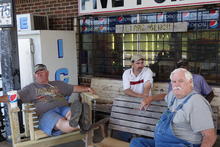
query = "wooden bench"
(80, 78, 168, 146)
(8, 103, 89, 147)
(80, 77, 220, 128)
(92, 95, 219, 147)
(80, 77, 168, 114)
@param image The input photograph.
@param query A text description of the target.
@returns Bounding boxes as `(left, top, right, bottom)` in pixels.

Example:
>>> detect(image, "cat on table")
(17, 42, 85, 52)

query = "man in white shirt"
(123, 54, 153, 98)
(115, 54, 153, 142)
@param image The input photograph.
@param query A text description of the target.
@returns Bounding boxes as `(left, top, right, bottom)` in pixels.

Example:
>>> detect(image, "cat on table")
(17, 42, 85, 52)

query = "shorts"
(39, 106, 70, 136)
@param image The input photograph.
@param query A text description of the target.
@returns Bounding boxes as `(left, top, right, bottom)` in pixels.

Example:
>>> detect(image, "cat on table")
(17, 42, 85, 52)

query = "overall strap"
(169, 95, 176, 107)
(175, 92, 197, 111)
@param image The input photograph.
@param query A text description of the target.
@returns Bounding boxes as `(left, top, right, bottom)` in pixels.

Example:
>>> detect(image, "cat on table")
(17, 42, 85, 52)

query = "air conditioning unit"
(16, 13, 49, 31)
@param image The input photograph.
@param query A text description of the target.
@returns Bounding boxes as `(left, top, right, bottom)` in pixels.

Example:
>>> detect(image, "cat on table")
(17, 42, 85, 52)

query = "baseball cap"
(176, 59, 188, 68)
(34, 64, 47, 73)
(131, 54, 145, 62)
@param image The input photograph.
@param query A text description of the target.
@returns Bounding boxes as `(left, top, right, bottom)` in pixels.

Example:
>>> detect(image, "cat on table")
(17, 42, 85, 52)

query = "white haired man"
(130, 68, 216, 147)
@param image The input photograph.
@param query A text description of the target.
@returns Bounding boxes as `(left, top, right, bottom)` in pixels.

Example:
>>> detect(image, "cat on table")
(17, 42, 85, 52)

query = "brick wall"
(15, 0, 78, 30)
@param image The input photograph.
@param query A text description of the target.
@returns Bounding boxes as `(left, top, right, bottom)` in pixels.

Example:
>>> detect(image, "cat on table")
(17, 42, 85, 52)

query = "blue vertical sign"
(57, 39, 63, 58)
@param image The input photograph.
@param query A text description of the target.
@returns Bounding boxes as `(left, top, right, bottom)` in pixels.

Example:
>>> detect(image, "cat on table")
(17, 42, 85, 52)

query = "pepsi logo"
(99, 17, 105, 22)
(99, 26, 104, 30)
(157, 13, 164, 19)
(157, 13, 164, 22)
(9, 94, 17, 102)
(183, 12, 190, 18)
(117, 16, 123, 21)
(209, 20, 218, 29)
(82, 26, 87, 31)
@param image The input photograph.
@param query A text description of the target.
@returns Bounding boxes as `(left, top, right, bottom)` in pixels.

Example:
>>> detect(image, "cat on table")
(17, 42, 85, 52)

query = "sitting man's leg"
(39, 106, 78, 136)
(130, 137, 155, 147)
(55, 110, 79, 133)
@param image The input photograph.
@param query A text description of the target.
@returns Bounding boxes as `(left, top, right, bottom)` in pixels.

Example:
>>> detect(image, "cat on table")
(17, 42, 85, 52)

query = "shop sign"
(0, 0, 14, 27)
(79, 0, 220, 16)
(116, 22, 188, 33)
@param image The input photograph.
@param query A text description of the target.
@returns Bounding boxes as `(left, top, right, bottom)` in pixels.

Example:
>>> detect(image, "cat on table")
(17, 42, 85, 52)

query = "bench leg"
(84, 132, 94, 147)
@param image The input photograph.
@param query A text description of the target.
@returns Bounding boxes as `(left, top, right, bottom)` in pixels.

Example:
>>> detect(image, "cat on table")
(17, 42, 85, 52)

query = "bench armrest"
(81, 92, 113, 104)
(8, 104, 21, 144)
(80, 92, 99, 101)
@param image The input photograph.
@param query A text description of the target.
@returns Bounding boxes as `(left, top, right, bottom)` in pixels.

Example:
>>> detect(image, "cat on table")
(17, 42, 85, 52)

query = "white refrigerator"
(17, 30, 78, 101)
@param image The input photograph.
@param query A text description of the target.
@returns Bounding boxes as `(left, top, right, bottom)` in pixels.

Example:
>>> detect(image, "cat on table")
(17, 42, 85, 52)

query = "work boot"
(69, 101, 82, 128)
(79, 103, 92, 133)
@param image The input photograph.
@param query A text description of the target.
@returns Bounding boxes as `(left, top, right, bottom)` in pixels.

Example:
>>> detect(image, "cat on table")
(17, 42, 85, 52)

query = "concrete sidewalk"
(1, 132, 220, 147)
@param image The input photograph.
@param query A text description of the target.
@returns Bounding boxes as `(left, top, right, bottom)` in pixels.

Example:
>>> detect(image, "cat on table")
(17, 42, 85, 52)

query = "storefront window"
(79, 8, 220, 84)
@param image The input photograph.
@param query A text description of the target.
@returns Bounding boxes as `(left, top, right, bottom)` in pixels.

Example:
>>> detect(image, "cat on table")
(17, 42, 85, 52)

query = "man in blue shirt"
(168, 59, 214, 103)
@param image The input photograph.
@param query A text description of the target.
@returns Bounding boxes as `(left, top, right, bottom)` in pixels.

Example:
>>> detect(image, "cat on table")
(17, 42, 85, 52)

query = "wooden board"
(108, 96, 165, 138)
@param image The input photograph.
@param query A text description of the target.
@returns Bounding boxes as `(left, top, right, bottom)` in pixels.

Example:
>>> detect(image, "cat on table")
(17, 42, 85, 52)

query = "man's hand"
(140, 96, 153, 110)
(87, 87, 96, 94)
(73, 86, 96, 94)
(140, 93, 166, 110)
(0, 95, 9, 103)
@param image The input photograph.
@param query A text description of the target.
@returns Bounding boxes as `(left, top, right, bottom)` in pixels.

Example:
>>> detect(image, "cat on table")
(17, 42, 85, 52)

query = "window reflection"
(80, 30, 220, 84)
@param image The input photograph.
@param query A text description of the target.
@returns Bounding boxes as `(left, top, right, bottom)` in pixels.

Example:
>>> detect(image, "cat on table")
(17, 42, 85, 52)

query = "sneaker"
(69, 101, 82, 128)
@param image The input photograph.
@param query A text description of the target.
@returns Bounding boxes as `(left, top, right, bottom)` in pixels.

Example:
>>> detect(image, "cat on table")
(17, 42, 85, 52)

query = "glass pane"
(79, 12, 220, 84)
(123, 34, 138, 51)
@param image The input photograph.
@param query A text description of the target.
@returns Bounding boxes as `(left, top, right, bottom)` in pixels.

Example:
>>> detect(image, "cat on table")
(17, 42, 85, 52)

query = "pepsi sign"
(188, 20, 219, 30)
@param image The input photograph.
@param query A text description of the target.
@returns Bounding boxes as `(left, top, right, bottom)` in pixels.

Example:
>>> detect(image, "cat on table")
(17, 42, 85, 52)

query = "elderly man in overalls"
(130, 68, 217, 147)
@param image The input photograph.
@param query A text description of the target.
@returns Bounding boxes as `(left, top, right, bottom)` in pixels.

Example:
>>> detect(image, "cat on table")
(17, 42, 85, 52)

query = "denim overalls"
(154, 92, 200, 147)
(130, 92, 201, 147)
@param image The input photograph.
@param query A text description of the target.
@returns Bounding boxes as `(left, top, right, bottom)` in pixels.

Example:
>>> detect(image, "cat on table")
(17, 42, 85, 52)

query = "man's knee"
(55, 117, 78, 133)
(55, 117, 66, 130)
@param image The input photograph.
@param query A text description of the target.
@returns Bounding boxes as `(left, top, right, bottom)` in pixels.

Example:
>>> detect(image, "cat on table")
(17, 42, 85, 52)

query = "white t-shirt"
(122, 67, 153, 95)
(165, 91, 214, 144)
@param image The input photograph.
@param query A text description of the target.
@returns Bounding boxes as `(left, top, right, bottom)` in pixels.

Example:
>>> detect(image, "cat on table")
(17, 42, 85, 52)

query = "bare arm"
(0, 93, 23, 103)
(124, 81, 152, 98)
(73, 85, 95, 94)
(140, 93, 166, 110)
(0, 95, 8, 103)
(143, 81, 151, 97)
(200, 128, 217, 147)
(124, 89, 146, 98)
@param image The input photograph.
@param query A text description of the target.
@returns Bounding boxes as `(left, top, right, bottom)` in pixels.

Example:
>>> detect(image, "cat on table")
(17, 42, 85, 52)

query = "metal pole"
(0, 0, 21, 140)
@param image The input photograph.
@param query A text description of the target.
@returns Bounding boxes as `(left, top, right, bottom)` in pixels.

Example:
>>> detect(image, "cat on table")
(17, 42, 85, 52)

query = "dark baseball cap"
(176, 59, 188, 68)
(34, 64, 47, 73)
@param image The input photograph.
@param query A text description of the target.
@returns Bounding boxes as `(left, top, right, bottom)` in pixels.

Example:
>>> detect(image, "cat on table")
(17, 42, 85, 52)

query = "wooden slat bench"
(80, 77, 168, 117)
(92, 95, 219, 147)
(80, 77, 220, 128)
(80, 78, 170, 143)
(8, 103, 89, 147)
(80, 77, 219, 146)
